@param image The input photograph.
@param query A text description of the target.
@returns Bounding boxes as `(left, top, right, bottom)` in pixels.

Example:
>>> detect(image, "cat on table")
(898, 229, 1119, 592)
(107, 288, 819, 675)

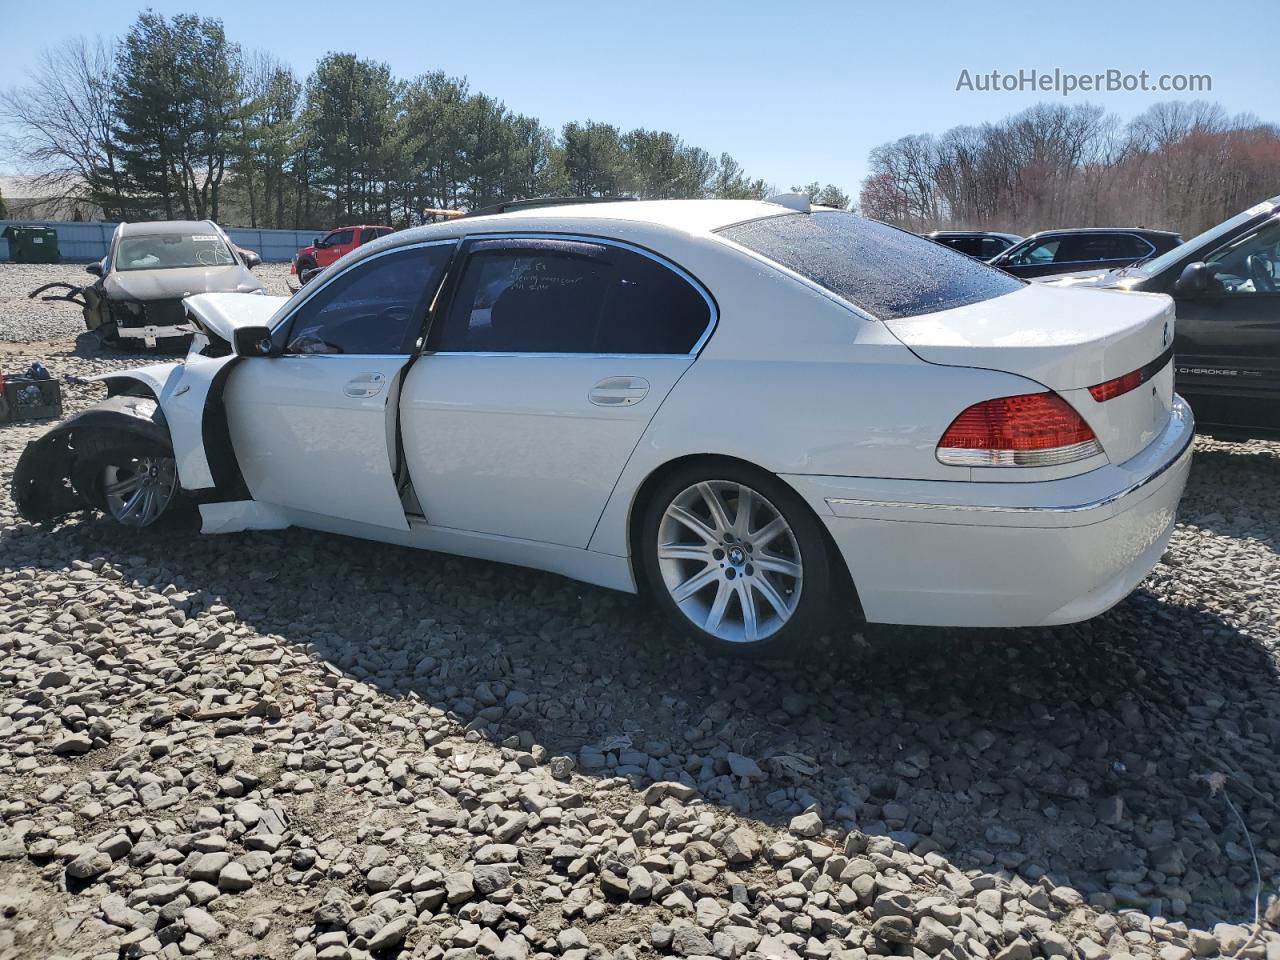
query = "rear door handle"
(589, 376, 650, 406)
(344, 372, 386, 398)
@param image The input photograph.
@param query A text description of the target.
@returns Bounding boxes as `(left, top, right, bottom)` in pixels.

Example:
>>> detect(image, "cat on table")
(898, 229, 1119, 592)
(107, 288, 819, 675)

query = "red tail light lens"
(938, 392, 1101, 466)
(1088, 370, 1143, 402)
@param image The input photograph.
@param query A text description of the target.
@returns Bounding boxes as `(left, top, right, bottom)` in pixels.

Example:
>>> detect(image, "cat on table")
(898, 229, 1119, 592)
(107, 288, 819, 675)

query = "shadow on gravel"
(10, 503, 1279, 929)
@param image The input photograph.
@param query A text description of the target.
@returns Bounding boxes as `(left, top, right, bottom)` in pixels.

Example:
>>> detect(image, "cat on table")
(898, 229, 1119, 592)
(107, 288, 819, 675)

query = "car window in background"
(283, 245, 452, 355)
(1109, 234, 1155, 259)
(327, 229, 354, 246)
(115, 233, 235, 271)
(719, 212, 1023, 320)
(938, 237, 981, 257)
(1005, 237, 1060, 266)
(1203, 219, 1280, 295)
(980, 237, 1011, 258)
(434, 240, 710, 354)
(1133, 206, 1276, 278)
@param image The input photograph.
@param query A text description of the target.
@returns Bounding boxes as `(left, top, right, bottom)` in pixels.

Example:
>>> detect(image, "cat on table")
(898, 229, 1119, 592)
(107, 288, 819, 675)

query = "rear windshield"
(718, 211, 1024, 320)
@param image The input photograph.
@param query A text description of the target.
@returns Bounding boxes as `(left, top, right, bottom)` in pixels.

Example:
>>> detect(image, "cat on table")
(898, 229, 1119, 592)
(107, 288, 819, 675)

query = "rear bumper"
(784, 397, 1195, 628)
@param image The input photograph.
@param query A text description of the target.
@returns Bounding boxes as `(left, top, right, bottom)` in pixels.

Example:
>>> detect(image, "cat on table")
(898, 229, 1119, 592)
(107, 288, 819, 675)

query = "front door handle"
(344, 372, 386, 398)
(589, 376, 650, 406)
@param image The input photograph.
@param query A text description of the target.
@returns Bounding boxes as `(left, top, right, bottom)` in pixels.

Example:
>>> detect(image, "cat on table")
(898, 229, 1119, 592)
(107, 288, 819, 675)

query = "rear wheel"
(640, 462, 838, 657)
(71, 430, 181, 528)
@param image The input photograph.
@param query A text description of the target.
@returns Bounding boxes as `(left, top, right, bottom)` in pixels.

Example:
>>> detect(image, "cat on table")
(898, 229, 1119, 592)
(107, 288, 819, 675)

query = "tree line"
(858, 101, 1280, 238)
(0, 13, 850, 230)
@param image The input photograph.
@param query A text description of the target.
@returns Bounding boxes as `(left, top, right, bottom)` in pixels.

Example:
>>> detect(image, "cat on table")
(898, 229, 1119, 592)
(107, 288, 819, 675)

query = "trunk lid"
(885, 283, 1177, 465)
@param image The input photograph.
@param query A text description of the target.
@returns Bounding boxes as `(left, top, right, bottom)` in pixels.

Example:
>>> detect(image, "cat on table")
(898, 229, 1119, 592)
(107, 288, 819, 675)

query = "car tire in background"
(295, 258, 317, 284)
(639, 459, 840, 657)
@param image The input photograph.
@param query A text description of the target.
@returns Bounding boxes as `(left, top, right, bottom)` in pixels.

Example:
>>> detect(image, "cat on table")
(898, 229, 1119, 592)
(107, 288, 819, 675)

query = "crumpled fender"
(10, 395, 172, 523)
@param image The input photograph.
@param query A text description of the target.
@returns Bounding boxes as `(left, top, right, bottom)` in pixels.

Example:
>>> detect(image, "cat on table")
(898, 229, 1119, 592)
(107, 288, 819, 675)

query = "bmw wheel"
(640, 462, 838, 656)
(71, 429, 182, 528)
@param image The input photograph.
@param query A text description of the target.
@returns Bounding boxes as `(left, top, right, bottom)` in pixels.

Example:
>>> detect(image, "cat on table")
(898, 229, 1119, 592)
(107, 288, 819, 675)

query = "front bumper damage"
(108, 298, 193, 346)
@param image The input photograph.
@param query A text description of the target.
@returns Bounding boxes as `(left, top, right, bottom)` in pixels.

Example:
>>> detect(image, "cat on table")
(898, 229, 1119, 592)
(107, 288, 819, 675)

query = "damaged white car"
(11, 197, 1194, 654)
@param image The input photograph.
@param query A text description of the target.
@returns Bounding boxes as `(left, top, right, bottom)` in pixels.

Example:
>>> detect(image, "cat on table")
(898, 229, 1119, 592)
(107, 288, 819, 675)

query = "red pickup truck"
(292, 225, 395, 282)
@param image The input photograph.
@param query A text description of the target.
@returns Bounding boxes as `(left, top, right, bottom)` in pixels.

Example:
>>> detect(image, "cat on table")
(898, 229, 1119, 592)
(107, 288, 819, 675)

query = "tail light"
(1088, 345, 1174, 402)
(937, 392, 1101, 466)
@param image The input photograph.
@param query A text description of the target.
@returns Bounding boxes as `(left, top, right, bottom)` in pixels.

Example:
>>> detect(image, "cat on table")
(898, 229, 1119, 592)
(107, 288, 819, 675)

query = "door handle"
(344, 372, 386, 398)
(589, 376, 650, 406)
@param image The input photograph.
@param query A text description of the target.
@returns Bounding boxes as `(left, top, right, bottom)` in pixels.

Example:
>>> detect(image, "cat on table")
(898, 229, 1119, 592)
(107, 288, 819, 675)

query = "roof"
(116, 220, 221, 236)
(928, 230, 1023, 241)
(456, 199, 791, 234)
(1024, 226, 1181, 238)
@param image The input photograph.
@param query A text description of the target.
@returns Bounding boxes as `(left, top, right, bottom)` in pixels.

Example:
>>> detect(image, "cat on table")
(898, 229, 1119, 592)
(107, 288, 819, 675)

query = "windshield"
(719, 211, 1024, 320)
(115, 233, 236, 271)
(1131, 199, 1279, 278)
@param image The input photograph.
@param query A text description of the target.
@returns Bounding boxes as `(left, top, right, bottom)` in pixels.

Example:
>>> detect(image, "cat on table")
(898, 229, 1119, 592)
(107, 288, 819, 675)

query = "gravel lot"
(1, 262, 1278, 960)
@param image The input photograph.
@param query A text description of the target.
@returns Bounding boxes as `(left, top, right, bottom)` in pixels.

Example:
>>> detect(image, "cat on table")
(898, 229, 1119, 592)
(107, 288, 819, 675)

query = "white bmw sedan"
(13, 197, 1194, 655)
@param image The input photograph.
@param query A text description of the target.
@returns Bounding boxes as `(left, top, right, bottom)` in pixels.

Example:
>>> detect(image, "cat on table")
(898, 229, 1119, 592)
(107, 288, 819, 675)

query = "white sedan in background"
(13, 196, 1194, 655)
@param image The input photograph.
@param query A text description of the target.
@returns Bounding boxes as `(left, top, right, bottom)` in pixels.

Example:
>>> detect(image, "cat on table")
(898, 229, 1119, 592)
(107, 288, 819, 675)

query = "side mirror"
(1173, 261, 1210, 296)
(312, 237, 324, 248)
(232, 325, 276, 357)
(242, 250, 261, 269)
(85, 262, 103, 277)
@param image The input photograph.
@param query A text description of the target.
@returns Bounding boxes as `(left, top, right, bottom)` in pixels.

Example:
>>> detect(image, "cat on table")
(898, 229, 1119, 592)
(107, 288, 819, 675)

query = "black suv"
(1044, 196, 1280, 433)
(990, 227, 1182, 279)
(924, 231, 1022, 260)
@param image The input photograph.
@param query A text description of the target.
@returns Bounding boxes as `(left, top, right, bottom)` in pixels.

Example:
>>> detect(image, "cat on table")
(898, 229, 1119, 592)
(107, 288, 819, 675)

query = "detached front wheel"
(640, 463, 837, 657)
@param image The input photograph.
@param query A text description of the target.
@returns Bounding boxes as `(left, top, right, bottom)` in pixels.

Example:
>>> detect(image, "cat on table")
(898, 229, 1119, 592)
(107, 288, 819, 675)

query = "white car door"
(401, 236, 716, 547)
(224, 242, 455, 530)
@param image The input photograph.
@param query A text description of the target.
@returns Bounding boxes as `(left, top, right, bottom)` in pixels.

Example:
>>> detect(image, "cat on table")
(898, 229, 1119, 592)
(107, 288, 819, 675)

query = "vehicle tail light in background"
(1088, 346, 1174, 402)
(937, 392, 1101, 466)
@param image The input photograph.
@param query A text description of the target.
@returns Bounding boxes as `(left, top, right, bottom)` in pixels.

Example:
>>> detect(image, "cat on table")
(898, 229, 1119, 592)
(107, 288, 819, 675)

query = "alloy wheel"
(101, 456, 177, 527)
(656, 480, 803, 643)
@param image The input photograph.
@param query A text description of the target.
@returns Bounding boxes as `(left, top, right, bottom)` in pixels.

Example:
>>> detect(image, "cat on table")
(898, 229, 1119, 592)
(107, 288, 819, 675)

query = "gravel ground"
(1, 263, 1279, 960)
(0, 262, 295, 343)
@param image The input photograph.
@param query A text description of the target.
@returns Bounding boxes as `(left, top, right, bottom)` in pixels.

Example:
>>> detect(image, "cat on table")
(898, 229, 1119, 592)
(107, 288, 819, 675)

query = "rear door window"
(432, 238, 712, 354)
(720, 212, 1022, 319)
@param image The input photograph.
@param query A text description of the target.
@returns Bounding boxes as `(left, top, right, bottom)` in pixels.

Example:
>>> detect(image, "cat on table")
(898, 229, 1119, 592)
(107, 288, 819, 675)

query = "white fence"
(0, 219, 321, 262)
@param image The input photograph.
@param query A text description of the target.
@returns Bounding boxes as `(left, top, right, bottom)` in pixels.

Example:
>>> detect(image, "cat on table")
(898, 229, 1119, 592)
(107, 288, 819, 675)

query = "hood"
(103, 264, 265, 300)
(882, 282, 1174, 391)
(183, 292, 289, 343)
(1038, 268, 1148, 291)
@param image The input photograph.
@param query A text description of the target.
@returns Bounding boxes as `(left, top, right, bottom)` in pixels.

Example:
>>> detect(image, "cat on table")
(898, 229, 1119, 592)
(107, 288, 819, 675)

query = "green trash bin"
(3, 225, 61, 264)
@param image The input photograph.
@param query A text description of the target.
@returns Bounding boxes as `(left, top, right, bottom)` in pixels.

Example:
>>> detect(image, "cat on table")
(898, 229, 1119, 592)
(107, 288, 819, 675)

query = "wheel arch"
(622, 452, 860, 613)
(11, 394, 175, 523)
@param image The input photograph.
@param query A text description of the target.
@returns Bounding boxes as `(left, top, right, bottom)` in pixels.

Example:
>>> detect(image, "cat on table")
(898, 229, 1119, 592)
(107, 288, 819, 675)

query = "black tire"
(296, 259, 316, 284)
(70, 428, 185, 528)
(638, 460, 839, 658)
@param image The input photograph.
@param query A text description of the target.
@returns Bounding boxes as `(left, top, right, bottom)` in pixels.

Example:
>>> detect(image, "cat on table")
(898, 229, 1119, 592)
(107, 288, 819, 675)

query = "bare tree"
(0, 36, 127, 217)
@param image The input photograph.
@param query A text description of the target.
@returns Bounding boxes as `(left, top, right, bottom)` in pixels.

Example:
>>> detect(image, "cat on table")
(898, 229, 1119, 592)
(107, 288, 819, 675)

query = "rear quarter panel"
(585, 239, 1064, 557)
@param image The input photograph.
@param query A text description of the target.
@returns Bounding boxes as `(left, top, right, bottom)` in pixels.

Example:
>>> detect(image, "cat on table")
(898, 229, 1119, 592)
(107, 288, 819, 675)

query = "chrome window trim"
(433, 231, 720, 357)
(269, 238, 463, 342)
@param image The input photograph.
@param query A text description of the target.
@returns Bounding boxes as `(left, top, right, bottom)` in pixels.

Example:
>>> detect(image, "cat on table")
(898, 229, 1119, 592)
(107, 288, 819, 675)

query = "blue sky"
(2, 0, 1272, 193)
